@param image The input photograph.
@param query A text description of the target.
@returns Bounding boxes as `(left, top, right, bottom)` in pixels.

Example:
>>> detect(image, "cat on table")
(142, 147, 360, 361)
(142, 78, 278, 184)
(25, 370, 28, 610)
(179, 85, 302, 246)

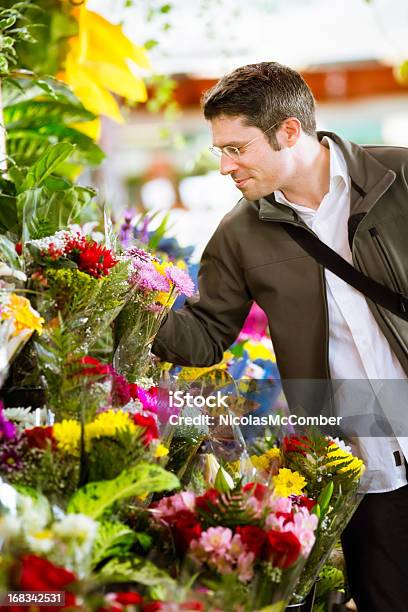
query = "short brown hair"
(202, 62, 317, 148)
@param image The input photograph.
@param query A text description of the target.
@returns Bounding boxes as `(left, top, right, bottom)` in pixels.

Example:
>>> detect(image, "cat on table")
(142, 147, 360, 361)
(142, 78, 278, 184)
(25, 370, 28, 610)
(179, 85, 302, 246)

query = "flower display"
(150, 482, 317, 610)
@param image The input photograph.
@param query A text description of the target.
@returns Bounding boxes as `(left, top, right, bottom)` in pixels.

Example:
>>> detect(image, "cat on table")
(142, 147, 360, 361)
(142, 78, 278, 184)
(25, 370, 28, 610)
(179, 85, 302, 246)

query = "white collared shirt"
(274, 136, 408, 493)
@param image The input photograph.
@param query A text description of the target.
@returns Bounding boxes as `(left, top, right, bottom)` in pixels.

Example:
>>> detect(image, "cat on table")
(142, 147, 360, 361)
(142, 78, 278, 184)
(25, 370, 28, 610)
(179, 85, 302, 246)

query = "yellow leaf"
(90, 60, 148, 102)
(83, 10, 151, 69)
(70, 118, 101, 141)
(64, 56, 124, 122)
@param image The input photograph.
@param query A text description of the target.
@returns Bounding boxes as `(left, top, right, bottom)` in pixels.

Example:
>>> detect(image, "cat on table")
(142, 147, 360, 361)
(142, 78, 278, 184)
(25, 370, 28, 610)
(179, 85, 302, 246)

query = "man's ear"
(279, 117, 302, 148)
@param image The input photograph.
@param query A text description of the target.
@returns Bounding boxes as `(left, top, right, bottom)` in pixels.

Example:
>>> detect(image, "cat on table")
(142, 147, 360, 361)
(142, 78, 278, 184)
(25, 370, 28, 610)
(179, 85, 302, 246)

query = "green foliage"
(67, 463, 180, 520)
(9, 446, 80, 504)
(197, 484, 258, 528)
(92, 520, 140, 567)
(0, 2, 35, 75)
(2, 78, 105, 174)
(282, 433, 360, 499)
(87, 428, 147, 482)
(99, 556, 176, 591)
(313, 564, 345, 612)
(40, 268, 101, 318)
(0, 0, 76, 76)
(20, 141, 74, 190)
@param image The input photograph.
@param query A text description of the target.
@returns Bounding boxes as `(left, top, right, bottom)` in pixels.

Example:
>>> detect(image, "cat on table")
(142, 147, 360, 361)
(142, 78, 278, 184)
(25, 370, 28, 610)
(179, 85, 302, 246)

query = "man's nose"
(220, 153, 239, 176)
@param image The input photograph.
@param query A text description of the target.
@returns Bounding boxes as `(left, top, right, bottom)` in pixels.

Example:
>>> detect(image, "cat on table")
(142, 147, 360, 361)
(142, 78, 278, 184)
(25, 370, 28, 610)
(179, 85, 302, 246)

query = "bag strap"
(283, 223, 408, 320)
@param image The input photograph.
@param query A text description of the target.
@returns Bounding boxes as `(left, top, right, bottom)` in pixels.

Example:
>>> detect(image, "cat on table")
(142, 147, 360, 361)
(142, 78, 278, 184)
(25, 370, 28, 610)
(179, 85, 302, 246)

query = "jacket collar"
(258, 130, 396, 222)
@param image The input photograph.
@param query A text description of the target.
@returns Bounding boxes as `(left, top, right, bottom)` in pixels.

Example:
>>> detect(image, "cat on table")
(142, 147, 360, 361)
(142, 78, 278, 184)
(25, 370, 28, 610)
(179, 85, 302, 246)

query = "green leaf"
(214, 466, 234, 493)
(18, 184, 95, 241)
(20, 142, 74, 192)
(92, 521, 138, 567)
(67, 463, 179, 520)
(0, 234, 21, 268)
(317, 480, 334, 518)
(99, 557, 175, 589)
(0, 193, 18, 233)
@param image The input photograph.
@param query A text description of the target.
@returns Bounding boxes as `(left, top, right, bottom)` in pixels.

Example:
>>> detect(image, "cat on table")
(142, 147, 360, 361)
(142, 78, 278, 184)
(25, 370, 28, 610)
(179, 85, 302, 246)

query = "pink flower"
(129, 258, 169, 293)
(288, 509, 318, 556)
(266, 496, 293, 514)
(153, 491, 196, 520)
(237, 551, 255, 583)
(199, 527, 232, 555)
(165, 266, 195, 297)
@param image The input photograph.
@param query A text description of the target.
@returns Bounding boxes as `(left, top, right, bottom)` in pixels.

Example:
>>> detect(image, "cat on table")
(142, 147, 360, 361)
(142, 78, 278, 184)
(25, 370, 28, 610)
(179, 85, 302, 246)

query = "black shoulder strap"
(283, 223, 408, 321)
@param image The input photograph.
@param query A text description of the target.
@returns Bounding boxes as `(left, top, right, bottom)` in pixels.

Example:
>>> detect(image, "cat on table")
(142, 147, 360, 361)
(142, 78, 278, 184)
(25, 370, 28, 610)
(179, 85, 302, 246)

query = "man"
(152, 62, 408, 611)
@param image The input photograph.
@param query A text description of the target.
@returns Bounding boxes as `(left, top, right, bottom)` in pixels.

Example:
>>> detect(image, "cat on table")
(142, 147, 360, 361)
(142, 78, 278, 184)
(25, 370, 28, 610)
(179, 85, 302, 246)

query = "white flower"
(53, 514, 98, 547)
(26, 530, 54, 554)
(16, 493, 50, 533)
(0, 514, 22, 542)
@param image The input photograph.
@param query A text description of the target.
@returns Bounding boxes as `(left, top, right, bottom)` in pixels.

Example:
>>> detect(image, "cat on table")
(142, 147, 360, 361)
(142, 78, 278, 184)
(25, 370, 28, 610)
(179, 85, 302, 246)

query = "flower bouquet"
(22, 229, 132, 413)
(0, 472, 179, 611)
(280, 434, 365, 605)
(113, 247, 194, 382)
(0, 385, 169, 508)
(149, 481, 318, 611)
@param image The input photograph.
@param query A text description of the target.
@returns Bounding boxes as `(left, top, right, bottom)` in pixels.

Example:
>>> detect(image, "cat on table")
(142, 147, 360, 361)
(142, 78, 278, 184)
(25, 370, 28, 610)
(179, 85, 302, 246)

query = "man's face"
(210, 114, 290, 201)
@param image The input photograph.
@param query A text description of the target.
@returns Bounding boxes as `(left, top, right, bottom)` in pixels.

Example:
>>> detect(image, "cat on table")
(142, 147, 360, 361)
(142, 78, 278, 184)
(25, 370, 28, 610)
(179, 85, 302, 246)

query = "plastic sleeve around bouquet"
(112, 292, 171, 383)
(290, 476, 369, 604)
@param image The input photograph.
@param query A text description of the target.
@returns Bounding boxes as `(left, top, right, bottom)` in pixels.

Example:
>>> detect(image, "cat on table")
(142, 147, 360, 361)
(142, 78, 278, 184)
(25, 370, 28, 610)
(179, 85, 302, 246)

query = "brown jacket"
(152, 131, 408, 384)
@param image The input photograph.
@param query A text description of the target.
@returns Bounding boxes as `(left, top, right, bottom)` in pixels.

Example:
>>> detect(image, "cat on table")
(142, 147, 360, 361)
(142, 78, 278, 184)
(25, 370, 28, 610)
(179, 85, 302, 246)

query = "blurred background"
(81, 0, 408, 262)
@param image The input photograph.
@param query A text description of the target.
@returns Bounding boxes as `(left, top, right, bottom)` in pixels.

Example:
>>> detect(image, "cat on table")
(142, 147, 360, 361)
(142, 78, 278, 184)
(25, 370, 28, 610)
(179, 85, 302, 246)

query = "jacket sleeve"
(151, 222, 253, 367)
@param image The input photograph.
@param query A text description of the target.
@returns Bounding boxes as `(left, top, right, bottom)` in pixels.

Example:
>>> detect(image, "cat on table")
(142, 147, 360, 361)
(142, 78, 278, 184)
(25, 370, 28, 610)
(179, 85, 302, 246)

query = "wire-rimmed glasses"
(209, 120, 283, 160)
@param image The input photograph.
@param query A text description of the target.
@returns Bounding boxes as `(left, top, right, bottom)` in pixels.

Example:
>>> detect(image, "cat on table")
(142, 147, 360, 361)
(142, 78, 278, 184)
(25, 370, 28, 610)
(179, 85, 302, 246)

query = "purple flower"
(129, 260, 169, 293)
(0, 401, 16, 441)
(125, 247, 154, 262)
(119, 210, 137, 247)
(166, 266, 195, 297)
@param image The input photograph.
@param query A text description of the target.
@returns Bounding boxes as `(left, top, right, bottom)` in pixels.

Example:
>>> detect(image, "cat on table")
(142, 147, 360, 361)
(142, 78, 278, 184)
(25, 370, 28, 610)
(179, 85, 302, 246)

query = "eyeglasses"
(209, 120, 282, 160)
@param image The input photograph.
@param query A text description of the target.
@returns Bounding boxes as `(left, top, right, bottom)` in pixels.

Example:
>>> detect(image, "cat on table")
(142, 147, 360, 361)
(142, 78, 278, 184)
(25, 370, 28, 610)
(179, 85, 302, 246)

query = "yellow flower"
(154, 443, 169, 458)
(53, 420, 81, 455)
(326, 443, 365, 479)
(251, 448, 281, 471)
(85, 409, 136, 441)
(1, 293, 44, 336)
(60, 4, 151, 127)
(272, 468, 306, 497)
(250, 454, 270, 470)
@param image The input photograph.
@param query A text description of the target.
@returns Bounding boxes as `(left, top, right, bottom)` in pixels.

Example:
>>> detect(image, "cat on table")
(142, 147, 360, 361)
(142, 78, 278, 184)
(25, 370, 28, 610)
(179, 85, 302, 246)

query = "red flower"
(294, 495, 317, 512)
(243, 482, 268, 501)
(282, 435, 310, 456)
(114, 592, 143, 605)
(25, 426, 56, 451)
(15, 242, 22, 255)
(77, 356, 111, 378)
(275, 511, 295, 526)
(168, 510, 202, 552)
(77, 241, 117, 278)
(133, 413, 159, 444)
(235, 525, 267, 557)
(19, 555, 77, 610)
(195, 488, 219, 513)
(265, 530, 301, 568)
